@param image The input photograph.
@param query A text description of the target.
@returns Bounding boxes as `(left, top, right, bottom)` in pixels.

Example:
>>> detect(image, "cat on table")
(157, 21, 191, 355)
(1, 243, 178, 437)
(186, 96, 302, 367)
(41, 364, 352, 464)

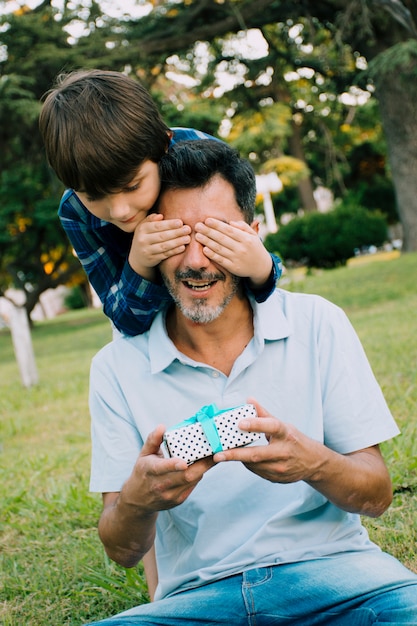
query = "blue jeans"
(87, 551, 417, 625)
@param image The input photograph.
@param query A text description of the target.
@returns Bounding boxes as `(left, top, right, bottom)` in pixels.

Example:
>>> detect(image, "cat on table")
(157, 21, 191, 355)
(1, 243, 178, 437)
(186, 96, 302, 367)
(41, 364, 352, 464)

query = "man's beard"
(162, 268, 241, 324)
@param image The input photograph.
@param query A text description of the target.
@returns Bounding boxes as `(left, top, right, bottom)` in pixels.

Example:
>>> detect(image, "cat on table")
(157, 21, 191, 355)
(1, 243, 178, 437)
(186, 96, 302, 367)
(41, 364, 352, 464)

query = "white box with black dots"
(163, 403, 261, 465)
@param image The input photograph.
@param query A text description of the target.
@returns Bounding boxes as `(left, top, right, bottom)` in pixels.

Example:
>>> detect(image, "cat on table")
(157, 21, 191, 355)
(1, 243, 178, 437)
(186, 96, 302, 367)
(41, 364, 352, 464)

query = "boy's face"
(76, 160, 160, 232)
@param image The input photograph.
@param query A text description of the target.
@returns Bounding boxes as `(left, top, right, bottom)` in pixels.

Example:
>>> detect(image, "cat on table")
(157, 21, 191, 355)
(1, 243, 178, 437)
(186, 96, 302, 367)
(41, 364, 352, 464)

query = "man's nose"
(182, 235, 210, 269)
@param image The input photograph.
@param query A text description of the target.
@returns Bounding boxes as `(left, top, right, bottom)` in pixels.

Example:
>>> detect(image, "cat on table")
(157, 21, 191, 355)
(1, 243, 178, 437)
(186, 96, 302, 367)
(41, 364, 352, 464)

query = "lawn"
(1, 252, 416, 625)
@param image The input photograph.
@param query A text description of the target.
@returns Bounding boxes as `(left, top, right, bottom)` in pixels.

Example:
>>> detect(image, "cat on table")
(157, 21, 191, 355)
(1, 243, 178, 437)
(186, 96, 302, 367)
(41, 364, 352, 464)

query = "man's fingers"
(246, 397, 270, 418)
(238, 417, 284, 438)
(140, 424, 166, 457)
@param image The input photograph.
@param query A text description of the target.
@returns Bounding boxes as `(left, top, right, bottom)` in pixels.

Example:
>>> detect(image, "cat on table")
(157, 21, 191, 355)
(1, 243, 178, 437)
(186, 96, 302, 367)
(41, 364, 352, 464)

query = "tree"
(313, 1, 417, 251)
(118, 0, 417, 250)
(0, 1, 128, 319)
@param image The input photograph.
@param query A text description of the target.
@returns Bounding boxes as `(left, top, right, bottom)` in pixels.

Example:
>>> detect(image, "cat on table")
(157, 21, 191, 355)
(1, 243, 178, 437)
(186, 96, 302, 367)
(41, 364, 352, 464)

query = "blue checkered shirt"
(58, 128, 282, 336)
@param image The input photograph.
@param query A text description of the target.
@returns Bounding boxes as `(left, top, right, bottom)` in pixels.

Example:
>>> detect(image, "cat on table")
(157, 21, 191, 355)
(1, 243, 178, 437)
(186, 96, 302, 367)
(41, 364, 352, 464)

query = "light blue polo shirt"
(89, 289, 399, 600)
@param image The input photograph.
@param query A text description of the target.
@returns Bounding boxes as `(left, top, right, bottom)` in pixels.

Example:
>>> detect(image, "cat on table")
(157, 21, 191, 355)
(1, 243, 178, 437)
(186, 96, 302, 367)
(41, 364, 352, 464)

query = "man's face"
(158, 175, 244, 324)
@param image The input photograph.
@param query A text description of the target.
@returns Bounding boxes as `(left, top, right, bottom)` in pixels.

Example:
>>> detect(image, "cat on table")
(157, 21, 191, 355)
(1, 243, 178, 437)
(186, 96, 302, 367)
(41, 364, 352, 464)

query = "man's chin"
(179, 303, 224, 325)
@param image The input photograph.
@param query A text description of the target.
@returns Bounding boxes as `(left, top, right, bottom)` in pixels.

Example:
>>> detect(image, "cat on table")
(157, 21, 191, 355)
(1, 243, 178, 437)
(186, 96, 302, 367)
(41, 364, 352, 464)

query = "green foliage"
(342, 178, 398, 224)
(159, 95, 224, 137)
(343, 138, 398, 223)
(366, 39, 417, 81)
(265, 205, 388, 268)
(64, 285, 88, 310)
(0, 2, 134, 315)
(269, 185, 301, 218)
(227, 102, 292, 162)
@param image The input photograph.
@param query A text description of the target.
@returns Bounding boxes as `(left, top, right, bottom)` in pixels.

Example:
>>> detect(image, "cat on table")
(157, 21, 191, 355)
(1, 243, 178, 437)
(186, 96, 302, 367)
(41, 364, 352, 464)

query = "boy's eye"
(124, 183, 140, 193)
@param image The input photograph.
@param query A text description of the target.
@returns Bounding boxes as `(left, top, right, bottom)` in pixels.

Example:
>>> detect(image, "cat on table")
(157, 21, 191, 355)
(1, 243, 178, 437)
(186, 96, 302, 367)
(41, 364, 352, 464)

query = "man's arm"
(213, 399, 393, 518)
(98, 425, 214, 568)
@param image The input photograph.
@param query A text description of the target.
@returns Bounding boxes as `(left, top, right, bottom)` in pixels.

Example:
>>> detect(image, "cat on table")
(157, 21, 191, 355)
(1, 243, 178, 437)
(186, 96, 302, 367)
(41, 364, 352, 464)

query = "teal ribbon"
(168, 404, 231, 454)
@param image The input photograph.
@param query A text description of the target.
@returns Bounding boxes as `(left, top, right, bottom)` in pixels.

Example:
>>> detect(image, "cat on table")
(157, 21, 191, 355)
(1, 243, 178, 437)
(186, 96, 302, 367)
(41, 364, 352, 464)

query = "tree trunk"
(374, 67, 417, 251)
(288, 119, 317, 212)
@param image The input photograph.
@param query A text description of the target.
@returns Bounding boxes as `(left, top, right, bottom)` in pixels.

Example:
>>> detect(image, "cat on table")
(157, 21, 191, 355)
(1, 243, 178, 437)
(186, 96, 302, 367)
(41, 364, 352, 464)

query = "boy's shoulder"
(170, 127, 219, 143)
(58, 189, 102, 229)
(58, 188, 87, 218)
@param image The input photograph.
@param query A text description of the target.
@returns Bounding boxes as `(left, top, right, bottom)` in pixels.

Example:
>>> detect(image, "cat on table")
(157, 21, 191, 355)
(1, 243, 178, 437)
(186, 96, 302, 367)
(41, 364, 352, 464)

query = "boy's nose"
(108, 194, 131, 219)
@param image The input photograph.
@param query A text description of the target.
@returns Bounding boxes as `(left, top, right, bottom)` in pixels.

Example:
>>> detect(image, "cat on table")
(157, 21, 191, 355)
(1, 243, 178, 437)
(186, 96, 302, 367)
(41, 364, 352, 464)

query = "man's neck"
(166, 297, 254, 376)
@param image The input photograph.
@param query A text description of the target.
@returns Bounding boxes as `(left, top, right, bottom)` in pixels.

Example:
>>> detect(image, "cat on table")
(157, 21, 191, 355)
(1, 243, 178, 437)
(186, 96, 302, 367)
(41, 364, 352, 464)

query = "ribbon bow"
(169, 403, 229, 454)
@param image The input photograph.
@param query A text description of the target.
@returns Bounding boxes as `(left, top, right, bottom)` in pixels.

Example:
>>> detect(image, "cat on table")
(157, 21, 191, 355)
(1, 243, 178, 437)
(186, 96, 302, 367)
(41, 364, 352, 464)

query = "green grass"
(1, 253, 417, 624)
(0, 311, 149, 625)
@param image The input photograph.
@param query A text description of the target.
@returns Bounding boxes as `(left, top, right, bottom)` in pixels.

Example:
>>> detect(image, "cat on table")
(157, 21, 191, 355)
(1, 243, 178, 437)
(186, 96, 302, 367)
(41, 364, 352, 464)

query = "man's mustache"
(175, 269, 225, 282)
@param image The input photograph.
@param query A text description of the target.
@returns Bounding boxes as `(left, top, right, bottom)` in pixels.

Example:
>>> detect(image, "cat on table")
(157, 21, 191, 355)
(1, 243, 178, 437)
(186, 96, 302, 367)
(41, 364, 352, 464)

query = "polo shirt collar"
(149, 291, 291, 374)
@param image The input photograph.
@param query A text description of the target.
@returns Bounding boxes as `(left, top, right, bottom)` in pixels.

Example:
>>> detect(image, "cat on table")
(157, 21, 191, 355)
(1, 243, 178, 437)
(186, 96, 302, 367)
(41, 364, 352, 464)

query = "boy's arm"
(59, 192, 171, 336)
(244, 252, 282, 303)
(143, 545, 158, 601)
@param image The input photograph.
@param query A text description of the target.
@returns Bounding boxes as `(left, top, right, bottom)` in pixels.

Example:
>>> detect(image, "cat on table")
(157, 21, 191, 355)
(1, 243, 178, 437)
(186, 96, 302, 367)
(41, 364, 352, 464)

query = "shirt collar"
(149, 291, 291, 374)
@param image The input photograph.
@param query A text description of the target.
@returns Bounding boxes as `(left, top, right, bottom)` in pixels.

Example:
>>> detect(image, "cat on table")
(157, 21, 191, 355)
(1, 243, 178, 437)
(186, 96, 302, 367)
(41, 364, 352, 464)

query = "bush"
(64, 285, 88, 310)
(265, 205, 388, 268)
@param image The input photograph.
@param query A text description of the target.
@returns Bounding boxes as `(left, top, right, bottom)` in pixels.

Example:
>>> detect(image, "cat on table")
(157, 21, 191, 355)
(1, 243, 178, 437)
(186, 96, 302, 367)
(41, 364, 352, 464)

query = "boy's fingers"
(197, 219, 256, 238)
(144, 214, 188, 231)
(145, 212, 164, 222)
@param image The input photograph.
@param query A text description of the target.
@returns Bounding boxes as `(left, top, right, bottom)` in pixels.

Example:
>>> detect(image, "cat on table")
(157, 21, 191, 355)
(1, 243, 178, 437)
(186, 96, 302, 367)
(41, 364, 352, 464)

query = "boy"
(39, 69, 282, 336)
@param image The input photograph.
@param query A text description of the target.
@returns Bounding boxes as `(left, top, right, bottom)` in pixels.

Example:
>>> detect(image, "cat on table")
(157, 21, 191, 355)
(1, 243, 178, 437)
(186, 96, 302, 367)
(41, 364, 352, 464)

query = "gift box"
(163, 403, 261, 465)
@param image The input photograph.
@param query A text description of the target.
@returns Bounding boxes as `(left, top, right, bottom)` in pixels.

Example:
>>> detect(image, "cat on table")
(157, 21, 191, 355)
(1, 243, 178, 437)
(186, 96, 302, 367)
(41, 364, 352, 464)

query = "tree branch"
(137, 0, 291, 56)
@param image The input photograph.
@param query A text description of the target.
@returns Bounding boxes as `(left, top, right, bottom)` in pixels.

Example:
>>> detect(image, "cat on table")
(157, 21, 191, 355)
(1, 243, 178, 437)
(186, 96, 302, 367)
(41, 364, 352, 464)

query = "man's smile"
(177, 270, 225, 294)
(183, 279, 218, 291)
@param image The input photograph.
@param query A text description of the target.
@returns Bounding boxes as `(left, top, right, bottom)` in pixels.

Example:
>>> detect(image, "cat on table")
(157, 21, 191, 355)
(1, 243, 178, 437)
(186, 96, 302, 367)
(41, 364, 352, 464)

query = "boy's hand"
(195, 218, 272, 288)
(128, 213, 191, 281)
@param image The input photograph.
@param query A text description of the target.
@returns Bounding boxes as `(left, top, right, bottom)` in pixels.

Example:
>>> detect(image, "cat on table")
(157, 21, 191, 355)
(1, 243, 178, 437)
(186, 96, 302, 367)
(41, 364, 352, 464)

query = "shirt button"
(212, 371, 220, 378)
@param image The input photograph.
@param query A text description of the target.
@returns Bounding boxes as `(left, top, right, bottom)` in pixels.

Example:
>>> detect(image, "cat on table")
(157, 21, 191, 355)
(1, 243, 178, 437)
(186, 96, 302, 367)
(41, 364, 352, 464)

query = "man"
(87, 140, 417, 625)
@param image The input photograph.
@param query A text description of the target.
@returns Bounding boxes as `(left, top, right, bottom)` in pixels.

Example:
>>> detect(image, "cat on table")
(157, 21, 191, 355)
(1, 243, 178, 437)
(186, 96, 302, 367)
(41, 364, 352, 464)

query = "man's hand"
(128, 213, 191, 281)
(98, 425, 214, 568)
(122, 424, 215, 513)
(212, 399, 316, 484)
(194, 218, 273, 288)
(212, 398, 393, 518)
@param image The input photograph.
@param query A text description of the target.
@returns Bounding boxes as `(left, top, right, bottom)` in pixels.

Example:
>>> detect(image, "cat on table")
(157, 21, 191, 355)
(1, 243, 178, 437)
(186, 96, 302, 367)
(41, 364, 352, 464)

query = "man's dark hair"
(159, 140, 256, 223)
(39, 69, 170, 197)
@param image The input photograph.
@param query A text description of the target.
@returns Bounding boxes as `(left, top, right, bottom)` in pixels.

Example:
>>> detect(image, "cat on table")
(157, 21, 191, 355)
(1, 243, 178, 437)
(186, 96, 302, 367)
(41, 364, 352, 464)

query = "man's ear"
(250, 219, 260, 234)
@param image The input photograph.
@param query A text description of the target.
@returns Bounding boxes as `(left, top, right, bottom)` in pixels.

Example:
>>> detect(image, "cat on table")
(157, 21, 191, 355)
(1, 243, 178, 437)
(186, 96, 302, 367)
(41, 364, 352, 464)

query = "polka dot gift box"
(163, 403, 261, 465)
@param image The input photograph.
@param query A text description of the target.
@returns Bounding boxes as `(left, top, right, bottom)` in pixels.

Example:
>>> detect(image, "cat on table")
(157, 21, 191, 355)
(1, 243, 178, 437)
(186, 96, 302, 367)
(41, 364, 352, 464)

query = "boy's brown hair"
(39, 69, 171, 197)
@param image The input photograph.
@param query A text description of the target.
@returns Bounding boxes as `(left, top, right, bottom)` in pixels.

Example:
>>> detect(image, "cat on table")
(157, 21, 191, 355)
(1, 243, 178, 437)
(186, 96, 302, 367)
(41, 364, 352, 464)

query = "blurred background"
(1, 0, 416, 327)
